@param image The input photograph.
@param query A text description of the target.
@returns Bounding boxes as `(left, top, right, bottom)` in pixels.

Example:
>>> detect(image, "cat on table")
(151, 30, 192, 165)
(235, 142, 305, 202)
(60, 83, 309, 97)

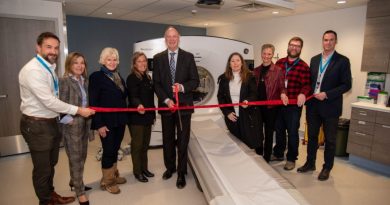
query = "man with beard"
(19, 32, 95, 205)
(270, 37, 311, 171)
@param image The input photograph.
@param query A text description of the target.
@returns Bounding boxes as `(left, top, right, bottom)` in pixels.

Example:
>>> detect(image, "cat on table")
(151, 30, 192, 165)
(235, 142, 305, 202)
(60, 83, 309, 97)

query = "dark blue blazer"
(153, 48, 199, 115)
(89, 70, 128, 129)
(306, 51, 352, 118)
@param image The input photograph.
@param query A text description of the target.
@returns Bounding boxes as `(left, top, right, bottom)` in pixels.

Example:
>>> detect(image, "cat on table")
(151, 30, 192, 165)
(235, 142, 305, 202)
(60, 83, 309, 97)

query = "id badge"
(314, 81, 321, 94)
(284, 79, 288, 88)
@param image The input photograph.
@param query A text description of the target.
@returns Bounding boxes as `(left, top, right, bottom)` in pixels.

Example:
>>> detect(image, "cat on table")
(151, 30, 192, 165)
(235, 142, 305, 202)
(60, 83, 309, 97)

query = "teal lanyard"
(319, 53, 333, 74)
(36, 55, 59, 96)
(284, 58, 300, 77)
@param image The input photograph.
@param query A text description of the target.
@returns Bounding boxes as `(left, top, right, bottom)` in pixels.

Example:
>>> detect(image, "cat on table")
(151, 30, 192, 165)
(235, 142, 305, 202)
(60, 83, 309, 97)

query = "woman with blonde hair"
(59, 52, 93, 205)
(217, 52, 263, 152)
(126, 52, 156, 183)
(89, 47, 128, 194)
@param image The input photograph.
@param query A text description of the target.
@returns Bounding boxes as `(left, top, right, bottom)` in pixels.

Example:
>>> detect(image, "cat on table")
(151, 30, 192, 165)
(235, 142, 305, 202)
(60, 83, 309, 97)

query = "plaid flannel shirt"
(276, 57, 311, 100)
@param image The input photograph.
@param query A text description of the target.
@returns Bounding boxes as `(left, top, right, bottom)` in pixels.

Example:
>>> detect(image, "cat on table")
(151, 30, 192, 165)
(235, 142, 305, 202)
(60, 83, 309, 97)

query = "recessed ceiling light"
(337, 0, 347, 4)
(106, 12, 113, 15)
(204, 23, 209, 26)
(272, 11, 279, 14)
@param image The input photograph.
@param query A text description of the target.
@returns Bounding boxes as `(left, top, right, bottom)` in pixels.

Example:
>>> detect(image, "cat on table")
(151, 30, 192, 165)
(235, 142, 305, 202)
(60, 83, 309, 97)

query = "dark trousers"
(261, 107, 280, 162)
(306, 112, 338, 170)
(100, 125, 125, 168)
(129, 124, 152, 174)
(273, 106, 302, 162)
(161, 113, 191, 174)
(20, 115, 60, 205)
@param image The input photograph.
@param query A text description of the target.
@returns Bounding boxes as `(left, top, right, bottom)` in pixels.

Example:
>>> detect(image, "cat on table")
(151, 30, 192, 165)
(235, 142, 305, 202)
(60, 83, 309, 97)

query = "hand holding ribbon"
(137, 104, 145, 114)
(241, 100, 249, 108)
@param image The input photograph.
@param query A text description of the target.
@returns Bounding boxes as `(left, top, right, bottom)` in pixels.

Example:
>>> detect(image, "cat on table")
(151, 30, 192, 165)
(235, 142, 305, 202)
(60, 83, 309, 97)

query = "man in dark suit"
(153, 26, 199, 189)
(297, 30, 352, 181)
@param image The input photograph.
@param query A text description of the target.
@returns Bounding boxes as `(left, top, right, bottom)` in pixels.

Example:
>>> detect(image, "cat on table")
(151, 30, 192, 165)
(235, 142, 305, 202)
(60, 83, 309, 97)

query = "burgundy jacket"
(253, 63, 286, 103)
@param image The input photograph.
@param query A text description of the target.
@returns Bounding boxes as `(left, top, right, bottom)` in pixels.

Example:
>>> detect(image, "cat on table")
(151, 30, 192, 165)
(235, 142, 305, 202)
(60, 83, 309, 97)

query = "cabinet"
(347, 107, 390, 165)
(361, 0, 390, 73)
(366, 0, 390, 18)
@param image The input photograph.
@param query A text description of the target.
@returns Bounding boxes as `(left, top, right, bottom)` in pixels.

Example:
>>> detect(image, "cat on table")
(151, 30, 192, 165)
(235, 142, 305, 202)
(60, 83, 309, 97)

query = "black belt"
(22, 114, 57, 121)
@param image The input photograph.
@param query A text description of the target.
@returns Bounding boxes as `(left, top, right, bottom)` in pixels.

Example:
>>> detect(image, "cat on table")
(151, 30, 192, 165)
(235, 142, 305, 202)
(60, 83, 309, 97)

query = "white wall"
(0, 0, 65, 72)
(208, 6, 368, 129)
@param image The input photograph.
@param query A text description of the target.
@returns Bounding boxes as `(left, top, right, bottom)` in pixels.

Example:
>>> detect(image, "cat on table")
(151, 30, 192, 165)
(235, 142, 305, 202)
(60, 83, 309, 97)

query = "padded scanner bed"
(188, 119, 310, 205)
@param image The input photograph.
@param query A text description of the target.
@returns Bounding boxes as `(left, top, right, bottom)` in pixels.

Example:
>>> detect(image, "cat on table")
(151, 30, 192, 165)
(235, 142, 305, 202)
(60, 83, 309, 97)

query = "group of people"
(19, 26, 198, 205)
(218, 31, 352, 184)
(18, 27, 351, 205)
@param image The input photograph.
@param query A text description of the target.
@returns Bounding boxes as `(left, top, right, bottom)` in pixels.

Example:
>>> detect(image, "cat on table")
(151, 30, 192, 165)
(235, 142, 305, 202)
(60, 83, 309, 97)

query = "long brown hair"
(64, 52, 88, 78)
(131, 51, 150, 80)
(224, 52, 250, 84)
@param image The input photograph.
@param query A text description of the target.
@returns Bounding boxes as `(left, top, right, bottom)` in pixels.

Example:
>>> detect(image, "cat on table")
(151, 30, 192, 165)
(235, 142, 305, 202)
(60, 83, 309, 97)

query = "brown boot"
(113, 163, 127, 184)
(100, 167, 120, 194)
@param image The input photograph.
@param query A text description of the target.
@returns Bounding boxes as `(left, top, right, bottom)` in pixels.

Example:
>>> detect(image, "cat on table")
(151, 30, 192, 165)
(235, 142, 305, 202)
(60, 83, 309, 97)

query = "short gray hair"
(99, 47, 119, 65)
(261, 43, 275, 53)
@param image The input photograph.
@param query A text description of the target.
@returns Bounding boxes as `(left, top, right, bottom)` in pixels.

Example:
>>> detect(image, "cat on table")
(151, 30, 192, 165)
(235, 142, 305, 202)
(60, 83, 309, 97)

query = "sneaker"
(284, 161, 295, 171)
(270, 155, 284, 161)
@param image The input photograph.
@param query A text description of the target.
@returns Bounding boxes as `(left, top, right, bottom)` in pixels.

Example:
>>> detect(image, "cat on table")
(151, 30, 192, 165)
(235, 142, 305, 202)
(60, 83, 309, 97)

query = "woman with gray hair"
(253, 44, 285, 163)
(89, 47, 128, 194)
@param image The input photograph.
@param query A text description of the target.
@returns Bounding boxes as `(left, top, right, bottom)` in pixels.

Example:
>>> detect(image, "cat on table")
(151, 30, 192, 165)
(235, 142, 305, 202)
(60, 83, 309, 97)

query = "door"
(0, 17, 55, 156)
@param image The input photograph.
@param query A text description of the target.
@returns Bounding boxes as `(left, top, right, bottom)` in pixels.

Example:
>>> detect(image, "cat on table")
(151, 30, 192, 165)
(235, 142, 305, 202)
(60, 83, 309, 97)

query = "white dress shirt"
(229, 72, 241, 116)
(19, 55, 78, 118)
(164, 48, 184, 104)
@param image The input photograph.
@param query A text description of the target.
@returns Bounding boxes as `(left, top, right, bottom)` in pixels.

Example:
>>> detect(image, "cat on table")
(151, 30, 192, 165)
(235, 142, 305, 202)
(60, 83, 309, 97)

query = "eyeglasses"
(288, 44, 301, 49)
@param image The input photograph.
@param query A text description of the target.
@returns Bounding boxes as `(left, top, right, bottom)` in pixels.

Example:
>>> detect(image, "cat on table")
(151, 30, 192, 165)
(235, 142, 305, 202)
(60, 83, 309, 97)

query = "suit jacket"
(89, 70, 128, 129)
(306, 51, 352, 118)
(153, 48, 200, 115)
(59, 76, 93, 140)
(126, 72, 156, 125)
(217, 73, 262, 148)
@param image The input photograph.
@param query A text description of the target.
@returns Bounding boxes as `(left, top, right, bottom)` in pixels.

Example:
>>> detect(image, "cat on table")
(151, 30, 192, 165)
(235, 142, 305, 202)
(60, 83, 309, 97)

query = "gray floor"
(1, 132, 389, 205)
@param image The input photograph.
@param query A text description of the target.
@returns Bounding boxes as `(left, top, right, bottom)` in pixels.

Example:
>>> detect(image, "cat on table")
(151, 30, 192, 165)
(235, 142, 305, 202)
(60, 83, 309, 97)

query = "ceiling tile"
(46, 0, 369, 27)
(105, 0, 160, 10)
(63, 3, 100, 16)
(88, 6, 132, 18)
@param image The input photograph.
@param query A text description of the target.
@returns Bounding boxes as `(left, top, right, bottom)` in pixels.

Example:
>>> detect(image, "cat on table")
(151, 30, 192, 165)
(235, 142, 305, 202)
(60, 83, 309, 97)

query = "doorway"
(0, 17, 55, 156)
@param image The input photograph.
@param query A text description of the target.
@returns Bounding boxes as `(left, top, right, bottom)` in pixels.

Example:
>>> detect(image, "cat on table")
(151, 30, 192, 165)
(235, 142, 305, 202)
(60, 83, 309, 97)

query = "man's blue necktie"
(169, 52, 176, 84)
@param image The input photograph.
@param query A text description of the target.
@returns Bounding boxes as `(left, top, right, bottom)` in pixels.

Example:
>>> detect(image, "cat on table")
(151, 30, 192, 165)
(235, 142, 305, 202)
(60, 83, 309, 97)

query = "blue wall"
(66, 15, 206, 77)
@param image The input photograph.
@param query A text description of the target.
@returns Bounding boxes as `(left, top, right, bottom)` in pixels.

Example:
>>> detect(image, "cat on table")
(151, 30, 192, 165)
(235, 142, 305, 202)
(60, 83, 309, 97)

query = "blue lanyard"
(36, 55, 59, 96)
(319, 53, 333, 74)
(284, 58, 300, 77)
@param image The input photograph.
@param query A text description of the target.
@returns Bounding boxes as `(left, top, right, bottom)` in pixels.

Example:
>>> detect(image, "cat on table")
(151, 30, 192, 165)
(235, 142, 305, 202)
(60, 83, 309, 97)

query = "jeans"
(273, 106, 302, 162)
(100, 125, 125, 169)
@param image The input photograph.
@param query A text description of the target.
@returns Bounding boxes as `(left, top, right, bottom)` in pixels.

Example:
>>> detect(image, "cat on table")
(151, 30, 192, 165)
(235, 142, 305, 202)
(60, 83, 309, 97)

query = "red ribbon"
(90, 91, 314, 113)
